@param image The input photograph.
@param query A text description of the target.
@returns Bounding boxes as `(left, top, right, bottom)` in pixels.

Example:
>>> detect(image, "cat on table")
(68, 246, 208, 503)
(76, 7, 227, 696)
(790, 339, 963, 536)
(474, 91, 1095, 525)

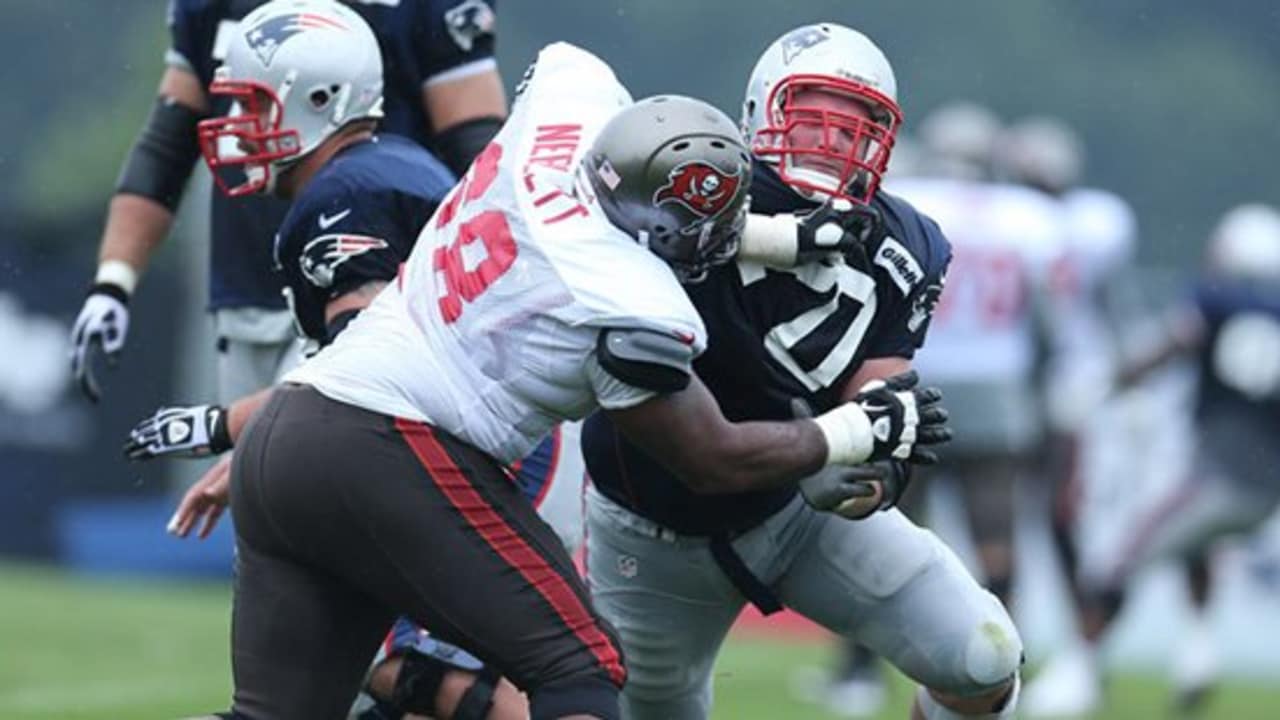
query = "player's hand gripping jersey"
(286, 43, 706, 464)
(583, 164, 952, 535)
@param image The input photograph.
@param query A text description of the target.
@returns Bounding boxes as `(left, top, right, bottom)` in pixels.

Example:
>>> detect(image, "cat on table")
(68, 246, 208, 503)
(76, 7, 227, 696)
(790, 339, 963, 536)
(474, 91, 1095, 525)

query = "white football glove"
(810, 371, 950, 466)
(69, 285, 130, 403)
(124, 404, 232, 460)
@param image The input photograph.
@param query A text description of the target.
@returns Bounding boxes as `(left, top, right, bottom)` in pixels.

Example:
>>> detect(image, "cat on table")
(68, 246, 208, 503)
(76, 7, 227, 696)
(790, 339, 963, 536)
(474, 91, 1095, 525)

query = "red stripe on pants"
(395, 419, 625, 687)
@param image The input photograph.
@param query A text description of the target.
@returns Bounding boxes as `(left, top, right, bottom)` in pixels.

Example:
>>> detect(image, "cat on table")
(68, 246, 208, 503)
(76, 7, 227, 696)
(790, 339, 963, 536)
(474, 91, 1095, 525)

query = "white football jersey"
(286, 43, 706, 463)
(888, 177, 1066, 383)
(1041, 187, 1137, 429)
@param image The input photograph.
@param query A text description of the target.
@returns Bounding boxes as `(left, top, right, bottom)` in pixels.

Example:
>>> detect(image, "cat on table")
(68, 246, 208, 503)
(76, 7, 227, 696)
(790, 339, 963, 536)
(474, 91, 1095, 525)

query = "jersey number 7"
(432, 142, 518, 323)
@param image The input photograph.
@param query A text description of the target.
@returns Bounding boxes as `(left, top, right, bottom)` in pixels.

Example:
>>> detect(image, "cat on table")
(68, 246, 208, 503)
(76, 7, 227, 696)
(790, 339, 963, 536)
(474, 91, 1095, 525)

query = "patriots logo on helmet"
(444, 0, 497, 53)
(300, 233, 389, 288)
(653, 162, 743, 218)
(245, 12, 348, 67)
(781, 26, 830, 63)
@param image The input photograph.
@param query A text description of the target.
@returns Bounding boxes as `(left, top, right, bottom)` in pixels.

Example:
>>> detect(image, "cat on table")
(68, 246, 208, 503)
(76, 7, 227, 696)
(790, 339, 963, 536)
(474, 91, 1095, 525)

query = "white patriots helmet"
(1207, 203, 1280, 279)
(998, 115, 1085, 195)
(917, 100, 1002, 181)
(742, 23, 903, 205)
(198, 0, 384, 196)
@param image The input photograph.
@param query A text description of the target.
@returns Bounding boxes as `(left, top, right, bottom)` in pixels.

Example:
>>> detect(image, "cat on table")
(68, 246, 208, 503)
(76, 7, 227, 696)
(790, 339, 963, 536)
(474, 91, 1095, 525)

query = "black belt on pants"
(708, 531, 783, 615)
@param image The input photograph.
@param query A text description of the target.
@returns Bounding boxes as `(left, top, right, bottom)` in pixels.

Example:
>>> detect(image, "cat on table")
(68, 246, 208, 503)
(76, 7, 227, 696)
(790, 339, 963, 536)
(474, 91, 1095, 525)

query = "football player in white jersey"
(214, 41, 948, 720)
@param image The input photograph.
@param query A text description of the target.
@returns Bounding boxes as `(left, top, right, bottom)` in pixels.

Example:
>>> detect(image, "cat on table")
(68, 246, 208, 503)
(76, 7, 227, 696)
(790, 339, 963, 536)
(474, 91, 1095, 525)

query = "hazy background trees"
(7, 0, 1278, 268)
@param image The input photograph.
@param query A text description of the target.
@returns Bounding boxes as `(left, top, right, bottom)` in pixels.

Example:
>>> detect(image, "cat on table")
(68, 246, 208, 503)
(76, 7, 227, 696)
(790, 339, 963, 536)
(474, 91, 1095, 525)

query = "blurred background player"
(991, 114, 1143, 718)
(1023, 203, 1280, 717)
(68, 0, 505, 407)
(582, 25, 1023, 720)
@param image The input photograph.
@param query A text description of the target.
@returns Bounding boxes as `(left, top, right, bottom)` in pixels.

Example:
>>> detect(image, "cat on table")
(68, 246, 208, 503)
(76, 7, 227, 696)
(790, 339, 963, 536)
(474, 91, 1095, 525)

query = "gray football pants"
(585, 487, 1022, 720)
(214, 307, 305, 403)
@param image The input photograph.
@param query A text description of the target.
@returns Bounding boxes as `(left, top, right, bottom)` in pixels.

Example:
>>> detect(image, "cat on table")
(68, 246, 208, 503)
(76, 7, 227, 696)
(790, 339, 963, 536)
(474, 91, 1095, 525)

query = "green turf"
(1, 562, 1277, 719)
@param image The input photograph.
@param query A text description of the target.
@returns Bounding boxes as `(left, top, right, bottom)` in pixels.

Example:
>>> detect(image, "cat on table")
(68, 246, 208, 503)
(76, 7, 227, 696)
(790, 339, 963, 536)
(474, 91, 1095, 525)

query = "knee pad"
(962, 606, 1023, 690)
(529, 673, 620, 720)
(917, 673, 1021, 720)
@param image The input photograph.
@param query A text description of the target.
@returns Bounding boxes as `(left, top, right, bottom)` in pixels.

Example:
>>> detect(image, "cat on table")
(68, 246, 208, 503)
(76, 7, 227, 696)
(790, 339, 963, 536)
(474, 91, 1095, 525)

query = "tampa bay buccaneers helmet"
(742, 23, 902, 205)
(582, 95, 752, 283)
(197, 0, 384, 195)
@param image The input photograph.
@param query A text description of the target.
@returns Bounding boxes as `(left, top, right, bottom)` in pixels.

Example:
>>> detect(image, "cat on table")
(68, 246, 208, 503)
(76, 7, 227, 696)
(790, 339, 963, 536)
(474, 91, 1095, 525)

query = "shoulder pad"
(597, 328, 695, 393)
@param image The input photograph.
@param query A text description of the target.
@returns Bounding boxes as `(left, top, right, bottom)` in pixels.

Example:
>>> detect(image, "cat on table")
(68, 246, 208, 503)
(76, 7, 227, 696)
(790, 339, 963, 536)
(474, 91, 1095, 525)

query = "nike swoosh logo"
(317, 208, 352, 230)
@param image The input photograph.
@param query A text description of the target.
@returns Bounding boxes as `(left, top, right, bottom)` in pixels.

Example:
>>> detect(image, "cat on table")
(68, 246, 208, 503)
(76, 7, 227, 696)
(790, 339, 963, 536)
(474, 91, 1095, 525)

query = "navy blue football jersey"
(1192, 277, 1280, 426)
(273, 135, 453, 341)
(166, 0, 497, 310)
(583, 164, 952, 535)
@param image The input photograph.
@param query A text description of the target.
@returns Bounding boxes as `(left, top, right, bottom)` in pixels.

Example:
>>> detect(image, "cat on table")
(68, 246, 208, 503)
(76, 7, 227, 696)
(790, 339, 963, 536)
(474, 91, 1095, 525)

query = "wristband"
(811, 404, 874, 465)
(739, 213, 798, 267)
(208, 405, 233, 454)
(95, 260, 139, 296)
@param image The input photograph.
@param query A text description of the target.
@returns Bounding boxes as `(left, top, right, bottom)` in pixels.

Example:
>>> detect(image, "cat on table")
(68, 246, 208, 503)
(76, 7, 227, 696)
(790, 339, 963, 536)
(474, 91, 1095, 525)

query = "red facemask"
(197, 78, 301, 196)
(752, 74, 902, 205)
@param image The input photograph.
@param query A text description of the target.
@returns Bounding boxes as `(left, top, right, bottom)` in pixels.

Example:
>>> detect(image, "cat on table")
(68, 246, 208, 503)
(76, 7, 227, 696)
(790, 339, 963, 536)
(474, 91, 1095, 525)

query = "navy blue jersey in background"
(1192, 278, 1280, 428)
(272, 134, 454, 341)
(166, 0, 497, 310)
(583, 164, 952, 535)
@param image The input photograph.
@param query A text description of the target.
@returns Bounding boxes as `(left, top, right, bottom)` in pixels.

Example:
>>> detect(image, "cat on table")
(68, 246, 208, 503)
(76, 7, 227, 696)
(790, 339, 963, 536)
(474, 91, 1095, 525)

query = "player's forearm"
(685, 419, 830, 494)
(97, 194, 175, 283)
(227, 387, 275, 445)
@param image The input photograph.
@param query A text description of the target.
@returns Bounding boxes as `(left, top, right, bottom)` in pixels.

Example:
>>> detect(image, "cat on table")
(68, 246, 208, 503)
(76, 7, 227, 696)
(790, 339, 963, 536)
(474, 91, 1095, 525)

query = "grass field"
(1, 562, 1278, 719)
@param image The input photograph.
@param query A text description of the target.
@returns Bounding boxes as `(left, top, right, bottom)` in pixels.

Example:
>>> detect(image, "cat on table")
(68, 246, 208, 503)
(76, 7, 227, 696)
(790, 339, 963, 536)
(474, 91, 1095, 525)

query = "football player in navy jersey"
(579, 24, 1024, 720)
(1024, 203, 1280, 717)
(69, 0, 505, 408)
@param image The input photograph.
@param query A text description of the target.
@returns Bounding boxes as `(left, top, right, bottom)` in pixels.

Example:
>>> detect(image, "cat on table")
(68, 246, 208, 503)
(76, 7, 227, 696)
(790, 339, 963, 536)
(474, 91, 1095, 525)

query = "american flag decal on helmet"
(245, 13, 348, 67)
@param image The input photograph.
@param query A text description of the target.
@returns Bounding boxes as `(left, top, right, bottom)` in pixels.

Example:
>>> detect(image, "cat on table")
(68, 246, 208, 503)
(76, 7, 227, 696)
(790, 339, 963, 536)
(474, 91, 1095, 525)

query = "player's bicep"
(423, 68, 506, 133)
(603, 374, 732, 480)
(157, 65, 209, 114)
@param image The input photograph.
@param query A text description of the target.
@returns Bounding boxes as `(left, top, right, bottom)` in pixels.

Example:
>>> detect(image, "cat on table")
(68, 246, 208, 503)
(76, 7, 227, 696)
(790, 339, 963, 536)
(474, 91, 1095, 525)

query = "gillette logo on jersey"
(245, 12, 348, 67)
(653, 162, 743, 218)
(300, 234, 388, 288)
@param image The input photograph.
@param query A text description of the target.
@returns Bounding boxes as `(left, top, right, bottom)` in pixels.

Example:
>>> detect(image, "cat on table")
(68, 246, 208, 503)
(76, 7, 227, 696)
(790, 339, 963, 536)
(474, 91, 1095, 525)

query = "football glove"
(124, 404, 232, 460)
(794, 199, 886, 265)
(791, 398, 918, 519)
(797, 461, 915, 520)
(69, 284, 130, 403)
(811, 371, 950, 465)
